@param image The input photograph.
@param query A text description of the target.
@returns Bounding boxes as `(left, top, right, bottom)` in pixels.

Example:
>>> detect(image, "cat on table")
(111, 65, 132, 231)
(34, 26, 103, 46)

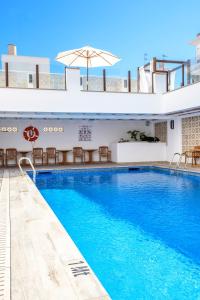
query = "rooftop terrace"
(0, 45, 200, 94)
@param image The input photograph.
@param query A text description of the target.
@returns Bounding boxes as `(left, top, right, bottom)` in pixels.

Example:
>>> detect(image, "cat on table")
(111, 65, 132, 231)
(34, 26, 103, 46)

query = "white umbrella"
(56, 45, 120, 90)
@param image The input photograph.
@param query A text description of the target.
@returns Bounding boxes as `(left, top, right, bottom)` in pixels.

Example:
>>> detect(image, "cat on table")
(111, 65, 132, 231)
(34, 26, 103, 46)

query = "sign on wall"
(43, 127, 64, 132)
(78, 125, 92, 141)
(0, 127, 18, 132)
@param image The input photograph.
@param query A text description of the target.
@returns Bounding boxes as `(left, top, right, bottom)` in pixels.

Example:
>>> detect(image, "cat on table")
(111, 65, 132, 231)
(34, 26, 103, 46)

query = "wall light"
(170, 120, 174, 130)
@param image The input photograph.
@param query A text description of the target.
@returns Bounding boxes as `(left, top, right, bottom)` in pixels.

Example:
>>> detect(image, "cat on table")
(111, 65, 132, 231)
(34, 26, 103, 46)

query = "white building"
(190, 33, 200, 83)
(0, 38, 200, 165)
(2, 44, 50, 72)
(0, 44, 50, 89)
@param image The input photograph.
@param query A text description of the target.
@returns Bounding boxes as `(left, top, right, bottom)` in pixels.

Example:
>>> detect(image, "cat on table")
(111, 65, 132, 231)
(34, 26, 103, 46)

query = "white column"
(166, 117, 182, 161)
(65, 67, 80, 91)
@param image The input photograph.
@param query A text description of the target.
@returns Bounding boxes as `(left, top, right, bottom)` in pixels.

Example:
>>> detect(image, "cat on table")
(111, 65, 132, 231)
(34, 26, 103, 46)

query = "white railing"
(169, 152, 181, 168)
(0, 69, 66, 90)
(177, 152, 188, 169)
(18, 157, 36, 182)
(169, 152, 188, 170)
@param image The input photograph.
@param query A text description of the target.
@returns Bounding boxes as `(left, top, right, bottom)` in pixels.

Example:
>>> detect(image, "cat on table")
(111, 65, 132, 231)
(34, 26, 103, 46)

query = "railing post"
(152, 57, 156, 93)
(137, 67, 140, 92)
(64, 67, 67, 90)
(36, 64, 39, 88)
(187, 59, 191, 85)
(181, 63, 185, 87)
(166, 71, 169, 92)
(103, 69, 106, 91)
(152, 57, 157, 72)
(5, 63, 9, 87)
(128, 70, 131, 92)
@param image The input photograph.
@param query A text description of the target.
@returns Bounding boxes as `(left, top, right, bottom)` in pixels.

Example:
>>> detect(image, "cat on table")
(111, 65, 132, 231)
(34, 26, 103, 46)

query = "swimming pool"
(34, 167, 200, 299)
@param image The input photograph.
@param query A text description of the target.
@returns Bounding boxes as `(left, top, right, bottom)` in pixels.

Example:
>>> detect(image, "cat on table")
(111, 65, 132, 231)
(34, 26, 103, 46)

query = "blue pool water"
(33, 167, 200, 299)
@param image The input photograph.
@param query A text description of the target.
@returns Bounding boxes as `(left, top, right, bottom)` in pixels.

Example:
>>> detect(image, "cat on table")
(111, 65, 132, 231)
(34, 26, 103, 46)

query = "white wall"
(1, 63, 200, 116)
(111, 142, 167, 163)
(166, 117, 182, 161)
(153, 73, 167, 94)
(163, 81, 200, 113)
(0, 119, 153, 162)
(1, 55, 50, 73)
(1, 116, 197, 164)
(1, 73, 200, 116)
(0, 87, 162, 115)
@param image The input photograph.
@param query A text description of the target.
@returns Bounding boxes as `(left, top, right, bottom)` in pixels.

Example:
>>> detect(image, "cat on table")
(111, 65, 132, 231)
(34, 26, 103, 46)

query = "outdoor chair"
(5, 148, 17, 166)
(0, 149, 4, 167)
(99, 146, 111, 162)
(46, 147, 58, 165)
(185, 146, 200, 165)
(32, 148, 44, 166)
(73, 147, 84, 163)
(192, 147, 200, 165)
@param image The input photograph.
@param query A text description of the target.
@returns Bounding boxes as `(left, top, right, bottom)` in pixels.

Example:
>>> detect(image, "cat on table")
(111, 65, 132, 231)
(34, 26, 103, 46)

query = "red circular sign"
(23, 126, 39, 142)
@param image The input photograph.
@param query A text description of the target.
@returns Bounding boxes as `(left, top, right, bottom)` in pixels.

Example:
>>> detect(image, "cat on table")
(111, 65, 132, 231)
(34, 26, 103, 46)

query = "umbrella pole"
(87, 66, 88, 91)
(86, 53, 89, 91)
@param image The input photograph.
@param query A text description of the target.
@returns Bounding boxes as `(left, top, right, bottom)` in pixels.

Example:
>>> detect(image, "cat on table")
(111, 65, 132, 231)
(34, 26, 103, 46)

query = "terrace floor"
(1, 162, 200, 300)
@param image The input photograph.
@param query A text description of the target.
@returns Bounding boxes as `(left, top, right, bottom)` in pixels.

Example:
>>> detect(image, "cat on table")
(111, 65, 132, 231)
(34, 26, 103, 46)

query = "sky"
(1, 0, 200, 76)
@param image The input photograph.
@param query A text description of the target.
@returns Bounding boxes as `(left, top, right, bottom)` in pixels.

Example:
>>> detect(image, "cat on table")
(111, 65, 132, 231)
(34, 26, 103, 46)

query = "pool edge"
(10, 169, 111, 300)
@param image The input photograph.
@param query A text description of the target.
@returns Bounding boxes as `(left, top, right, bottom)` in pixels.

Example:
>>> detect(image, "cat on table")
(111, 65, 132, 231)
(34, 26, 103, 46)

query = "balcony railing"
(80, 75, 138, 93)
(2, 59, 200, 94)
(164, 58, 200, 92)
(0, 63, 139, 93)
(0, 68, 66, 90)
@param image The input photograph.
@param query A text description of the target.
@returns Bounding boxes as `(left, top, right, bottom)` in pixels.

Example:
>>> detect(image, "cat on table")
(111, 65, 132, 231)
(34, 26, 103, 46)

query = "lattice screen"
(155, 122, 167, 142)
(182, 116, 200, 152)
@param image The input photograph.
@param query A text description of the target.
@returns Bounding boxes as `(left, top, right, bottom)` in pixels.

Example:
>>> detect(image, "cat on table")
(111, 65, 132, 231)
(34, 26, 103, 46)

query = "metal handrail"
(169, 152, 181, 168)
(18, 157, 36, 182)
(177, 152, 188, 169)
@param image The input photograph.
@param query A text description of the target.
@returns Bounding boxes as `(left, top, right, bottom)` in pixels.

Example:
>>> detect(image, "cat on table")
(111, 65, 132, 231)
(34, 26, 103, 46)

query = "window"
(80, 77, 83, 86)
(154, 122, 167, 143)
(124, 80, 127, 88)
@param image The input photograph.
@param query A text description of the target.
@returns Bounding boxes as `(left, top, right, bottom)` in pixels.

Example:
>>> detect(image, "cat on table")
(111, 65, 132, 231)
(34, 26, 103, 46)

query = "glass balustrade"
(0, 60, 199, 93)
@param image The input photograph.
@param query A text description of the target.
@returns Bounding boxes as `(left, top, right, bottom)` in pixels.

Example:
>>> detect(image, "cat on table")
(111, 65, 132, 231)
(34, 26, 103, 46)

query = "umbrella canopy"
(56, 45, 120, 89)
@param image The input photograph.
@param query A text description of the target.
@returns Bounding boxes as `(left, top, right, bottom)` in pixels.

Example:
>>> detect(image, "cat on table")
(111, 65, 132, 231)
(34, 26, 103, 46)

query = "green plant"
(127, 130, 140, 141)
(127, 130, 160, 142)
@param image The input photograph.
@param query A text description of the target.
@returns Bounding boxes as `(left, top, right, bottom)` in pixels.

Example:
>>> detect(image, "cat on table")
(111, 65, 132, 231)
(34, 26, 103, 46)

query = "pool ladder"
(169, 152, 188, 170)
(18, 157, 36, 182)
